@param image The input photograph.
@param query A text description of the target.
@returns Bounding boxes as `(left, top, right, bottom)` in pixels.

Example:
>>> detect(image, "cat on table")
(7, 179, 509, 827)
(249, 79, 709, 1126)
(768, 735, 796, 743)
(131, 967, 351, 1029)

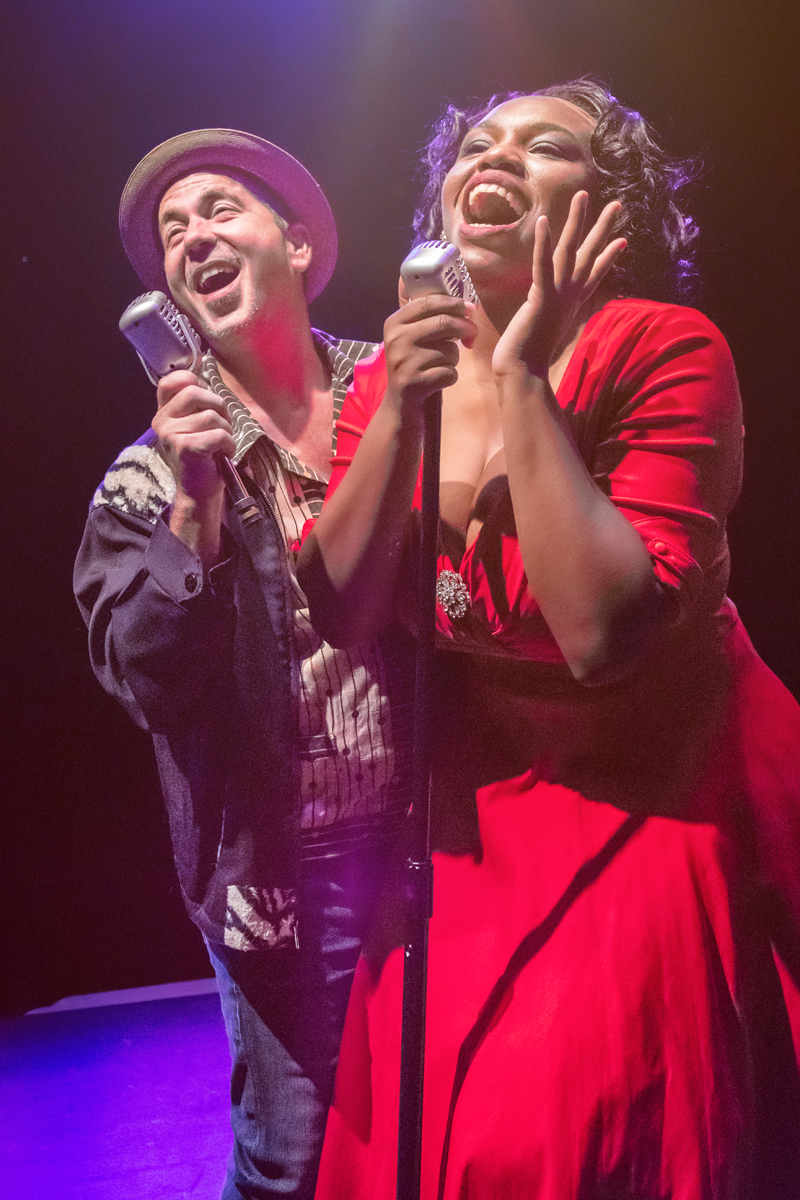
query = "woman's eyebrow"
(468, 120, 581, 141)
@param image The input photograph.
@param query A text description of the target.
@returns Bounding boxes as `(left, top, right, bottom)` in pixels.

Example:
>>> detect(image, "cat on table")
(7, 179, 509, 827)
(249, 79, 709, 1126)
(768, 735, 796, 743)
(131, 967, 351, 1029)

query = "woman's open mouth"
(462, 182, 527, 230)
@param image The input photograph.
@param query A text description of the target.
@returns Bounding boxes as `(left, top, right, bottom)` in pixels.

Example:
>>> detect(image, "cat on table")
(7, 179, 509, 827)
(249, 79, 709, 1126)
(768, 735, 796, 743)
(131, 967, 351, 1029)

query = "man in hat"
(74, 130, 413, 1199)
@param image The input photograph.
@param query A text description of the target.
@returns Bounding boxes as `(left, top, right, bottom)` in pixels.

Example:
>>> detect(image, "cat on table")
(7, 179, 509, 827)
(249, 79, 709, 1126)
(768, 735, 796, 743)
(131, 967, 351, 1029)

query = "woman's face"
(441, 95, 597, 294)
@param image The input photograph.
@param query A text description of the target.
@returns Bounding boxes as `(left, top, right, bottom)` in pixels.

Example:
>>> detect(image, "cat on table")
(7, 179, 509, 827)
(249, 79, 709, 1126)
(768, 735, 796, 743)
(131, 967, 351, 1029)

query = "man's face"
(441, 95, 597, 294)
(157, 172, 308, 342)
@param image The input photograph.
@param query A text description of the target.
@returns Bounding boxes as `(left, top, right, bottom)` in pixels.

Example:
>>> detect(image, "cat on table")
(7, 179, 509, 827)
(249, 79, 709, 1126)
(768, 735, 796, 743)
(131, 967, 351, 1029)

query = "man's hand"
(493, 192, 627, 382)
(383, 295, 476, 415)
(152, 370, 236, 565)
(152, 371, 236, 508)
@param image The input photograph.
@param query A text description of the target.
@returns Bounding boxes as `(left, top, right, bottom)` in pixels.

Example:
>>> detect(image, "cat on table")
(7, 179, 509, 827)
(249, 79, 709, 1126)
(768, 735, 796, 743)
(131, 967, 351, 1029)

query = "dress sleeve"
(449, 302, 744, 658)
(326, 347, 423, 501)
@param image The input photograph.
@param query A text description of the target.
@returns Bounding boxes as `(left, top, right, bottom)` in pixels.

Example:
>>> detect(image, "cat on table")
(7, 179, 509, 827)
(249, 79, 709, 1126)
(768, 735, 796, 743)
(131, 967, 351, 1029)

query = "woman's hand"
(492, 192, 627, 381)
(384, 295, 477, 416)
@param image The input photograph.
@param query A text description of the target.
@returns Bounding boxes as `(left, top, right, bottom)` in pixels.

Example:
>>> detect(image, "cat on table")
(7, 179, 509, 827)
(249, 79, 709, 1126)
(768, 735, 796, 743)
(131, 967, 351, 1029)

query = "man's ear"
(285, 223, 313, 276)
(398, 275, 411, 307)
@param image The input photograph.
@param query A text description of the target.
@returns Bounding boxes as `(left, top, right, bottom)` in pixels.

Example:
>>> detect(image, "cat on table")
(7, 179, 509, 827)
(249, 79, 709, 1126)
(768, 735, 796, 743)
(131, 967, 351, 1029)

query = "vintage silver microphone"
(119, 291, 262, 526)
(400, 239, 477, 305)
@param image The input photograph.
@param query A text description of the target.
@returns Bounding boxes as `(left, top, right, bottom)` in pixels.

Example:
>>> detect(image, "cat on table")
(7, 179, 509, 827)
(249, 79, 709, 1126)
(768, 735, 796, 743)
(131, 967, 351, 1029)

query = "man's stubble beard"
(197, 295, 260, 345)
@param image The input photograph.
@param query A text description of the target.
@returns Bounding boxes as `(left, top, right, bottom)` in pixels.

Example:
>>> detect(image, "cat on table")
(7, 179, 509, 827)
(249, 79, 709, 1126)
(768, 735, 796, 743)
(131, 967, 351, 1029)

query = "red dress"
(314, 300, 800, 1199)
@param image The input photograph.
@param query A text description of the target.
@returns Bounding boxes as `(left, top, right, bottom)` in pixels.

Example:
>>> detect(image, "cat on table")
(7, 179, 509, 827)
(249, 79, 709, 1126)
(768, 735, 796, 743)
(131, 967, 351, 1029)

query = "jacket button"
(652, 541, 668, 555)
(185, 573, 198, 593)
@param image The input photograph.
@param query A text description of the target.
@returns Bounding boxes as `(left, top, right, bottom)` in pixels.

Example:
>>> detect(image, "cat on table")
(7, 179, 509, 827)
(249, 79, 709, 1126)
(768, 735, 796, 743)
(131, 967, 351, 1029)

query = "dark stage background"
(3, 0, 798, 1015)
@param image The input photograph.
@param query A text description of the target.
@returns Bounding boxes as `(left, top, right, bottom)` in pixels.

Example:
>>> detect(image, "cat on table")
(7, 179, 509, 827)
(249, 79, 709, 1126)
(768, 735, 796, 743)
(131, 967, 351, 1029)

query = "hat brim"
(119, 129, 337, 303)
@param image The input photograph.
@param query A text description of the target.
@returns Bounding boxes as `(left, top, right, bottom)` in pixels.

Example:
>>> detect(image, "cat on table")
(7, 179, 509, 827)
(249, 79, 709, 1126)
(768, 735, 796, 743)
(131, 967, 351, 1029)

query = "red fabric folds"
(314, 300, 800, 1200)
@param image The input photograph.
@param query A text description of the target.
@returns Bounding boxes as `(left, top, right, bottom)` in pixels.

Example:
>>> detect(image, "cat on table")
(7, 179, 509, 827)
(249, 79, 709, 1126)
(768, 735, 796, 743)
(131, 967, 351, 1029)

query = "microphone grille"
(421, 240, 477, 304)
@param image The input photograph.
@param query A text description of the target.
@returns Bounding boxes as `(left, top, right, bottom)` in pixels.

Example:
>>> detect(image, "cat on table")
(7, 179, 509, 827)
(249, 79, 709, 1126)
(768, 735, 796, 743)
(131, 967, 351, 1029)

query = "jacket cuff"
(145, 513, 235, 604)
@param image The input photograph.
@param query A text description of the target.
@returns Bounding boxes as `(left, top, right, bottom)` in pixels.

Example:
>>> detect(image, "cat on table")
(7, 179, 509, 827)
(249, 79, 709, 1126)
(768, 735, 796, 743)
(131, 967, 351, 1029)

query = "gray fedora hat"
(119, 129, 337, 302)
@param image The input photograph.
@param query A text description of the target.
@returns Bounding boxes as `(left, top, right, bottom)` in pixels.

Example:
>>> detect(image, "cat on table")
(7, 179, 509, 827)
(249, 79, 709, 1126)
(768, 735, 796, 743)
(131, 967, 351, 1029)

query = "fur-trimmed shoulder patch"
(92, 443, 176, 524)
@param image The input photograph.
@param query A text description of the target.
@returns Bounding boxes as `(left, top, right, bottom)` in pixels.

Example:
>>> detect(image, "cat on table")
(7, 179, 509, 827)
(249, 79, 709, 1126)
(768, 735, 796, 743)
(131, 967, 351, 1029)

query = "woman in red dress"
(298, 80, 800, 1199)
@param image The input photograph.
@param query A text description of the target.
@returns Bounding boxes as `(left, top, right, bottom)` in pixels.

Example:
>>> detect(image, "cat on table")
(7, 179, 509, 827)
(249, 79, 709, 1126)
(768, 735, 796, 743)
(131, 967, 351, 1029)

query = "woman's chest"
(438, 379, 505, 531)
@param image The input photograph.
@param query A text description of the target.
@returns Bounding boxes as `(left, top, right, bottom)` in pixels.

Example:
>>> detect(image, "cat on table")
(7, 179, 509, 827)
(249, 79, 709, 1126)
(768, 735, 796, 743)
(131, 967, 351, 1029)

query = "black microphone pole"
(396, 240, 475, 1200)
(397, 387, 441, 1200)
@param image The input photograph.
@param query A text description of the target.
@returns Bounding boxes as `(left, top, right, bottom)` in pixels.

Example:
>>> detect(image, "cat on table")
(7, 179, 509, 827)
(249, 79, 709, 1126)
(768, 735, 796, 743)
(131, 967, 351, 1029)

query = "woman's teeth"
(465, 183, 525, 226)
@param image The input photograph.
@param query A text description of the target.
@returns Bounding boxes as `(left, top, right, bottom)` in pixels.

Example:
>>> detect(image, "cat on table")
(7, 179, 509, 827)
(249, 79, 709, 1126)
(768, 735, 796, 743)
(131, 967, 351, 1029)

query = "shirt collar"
(198, 330, 344, 482)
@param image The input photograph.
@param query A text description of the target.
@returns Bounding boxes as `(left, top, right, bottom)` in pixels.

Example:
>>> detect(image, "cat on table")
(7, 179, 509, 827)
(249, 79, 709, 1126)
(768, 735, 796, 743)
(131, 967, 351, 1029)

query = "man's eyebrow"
(158, 187, 244, 228)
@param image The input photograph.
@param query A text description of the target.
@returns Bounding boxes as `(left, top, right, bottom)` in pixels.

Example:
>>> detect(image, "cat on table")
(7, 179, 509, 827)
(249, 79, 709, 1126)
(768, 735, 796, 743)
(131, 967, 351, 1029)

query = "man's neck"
(212, 311, 335, 475)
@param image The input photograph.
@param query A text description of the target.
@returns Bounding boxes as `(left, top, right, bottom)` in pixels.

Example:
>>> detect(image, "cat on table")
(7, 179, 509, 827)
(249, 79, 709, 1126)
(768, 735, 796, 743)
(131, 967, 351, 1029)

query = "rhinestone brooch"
(435, 569, 470, 620)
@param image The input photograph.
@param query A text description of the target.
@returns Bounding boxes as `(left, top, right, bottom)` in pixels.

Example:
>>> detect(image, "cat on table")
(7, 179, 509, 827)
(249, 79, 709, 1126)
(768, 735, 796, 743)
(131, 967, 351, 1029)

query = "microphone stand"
(397, 389, 442, 1200)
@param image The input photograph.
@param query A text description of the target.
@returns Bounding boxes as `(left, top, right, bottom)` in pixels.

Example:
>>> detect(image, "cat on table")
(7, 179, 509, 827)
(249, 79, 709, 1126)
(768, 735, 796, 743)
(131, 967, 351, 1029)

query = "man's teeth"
(197, 266, 239, 295)
(465, 182, 525, 226)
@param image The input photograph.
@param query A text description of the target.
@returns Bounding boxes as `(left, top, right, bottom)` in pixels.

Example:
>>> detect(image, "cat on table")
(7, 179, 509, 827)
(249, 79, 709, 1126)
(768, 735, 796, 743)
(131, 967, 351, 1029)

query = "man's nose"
(477, 141, 526, 178)
(183, 215, 216, 255)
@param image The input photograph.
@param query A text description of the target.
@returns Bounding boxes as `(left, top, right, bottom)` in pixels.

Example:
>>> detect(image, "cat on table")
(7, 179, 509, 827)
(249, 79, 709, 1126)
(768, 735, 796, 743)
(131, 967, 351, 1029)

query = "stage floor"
(1, 979, 231, 1199)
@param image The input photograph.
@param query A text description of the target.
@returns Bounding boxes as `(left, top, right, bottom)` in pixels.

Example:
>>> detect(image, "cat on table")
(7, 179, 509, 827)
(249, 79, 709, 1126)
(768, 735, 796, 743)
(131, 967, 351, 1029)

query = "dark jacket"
(74, 333, 378, 948)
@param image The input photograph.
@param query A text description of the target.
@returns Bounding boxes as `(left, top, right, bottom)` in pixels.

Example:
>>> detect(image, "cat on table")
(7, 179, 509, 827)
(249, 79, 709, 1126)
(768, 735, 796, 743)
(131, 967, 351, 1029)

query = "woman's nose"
(477, 141, 525, 178)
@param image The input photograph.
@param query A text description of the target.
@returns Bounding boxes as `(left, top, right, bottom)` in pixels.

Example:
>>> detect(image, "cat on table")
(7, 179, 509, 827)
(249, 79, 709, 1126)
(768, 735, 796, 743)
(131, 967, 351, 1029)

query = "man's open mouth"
(463, 182, 527, 227)
(195, 264, 241, 296)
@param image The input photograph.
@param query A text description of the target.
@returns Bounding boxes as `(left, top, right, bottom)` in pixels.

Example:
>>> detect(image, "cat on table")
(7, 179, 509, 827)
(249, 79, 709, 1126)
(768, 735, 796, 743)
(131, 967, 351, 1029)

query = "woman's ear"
(398, 275, 411, 307)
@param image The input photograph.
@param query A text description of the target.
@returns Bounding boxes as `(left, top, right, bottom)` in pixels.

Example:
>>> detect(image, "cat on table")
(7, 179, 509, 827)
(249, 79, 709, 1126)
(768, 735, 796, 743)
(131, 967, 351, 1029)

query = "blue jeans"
(207, 844, 390, 1199)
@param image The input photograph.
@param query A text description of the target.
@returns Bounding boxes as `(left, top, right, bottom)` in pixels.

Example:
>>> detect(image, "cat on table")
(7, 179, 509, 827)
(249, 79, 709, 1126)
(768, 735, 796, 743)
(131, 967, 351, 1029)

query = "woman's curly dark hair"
(413, 78, 701, 304)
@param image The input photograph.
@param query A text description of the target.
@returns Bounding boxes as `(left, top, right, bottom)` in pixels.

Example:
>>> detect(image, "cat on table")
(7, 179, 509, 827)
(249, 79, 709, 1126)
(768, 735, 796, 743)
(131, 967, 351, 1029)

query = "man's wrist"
(169, 493, 224, 567)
